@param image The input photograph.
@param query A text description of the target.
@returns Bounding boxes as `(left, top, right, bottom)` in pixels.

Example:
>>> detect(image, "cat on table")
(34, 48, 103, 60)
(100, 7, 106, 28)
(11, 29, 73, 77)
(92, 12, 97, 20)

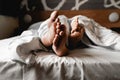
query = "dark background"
(0, 0, 118, 17)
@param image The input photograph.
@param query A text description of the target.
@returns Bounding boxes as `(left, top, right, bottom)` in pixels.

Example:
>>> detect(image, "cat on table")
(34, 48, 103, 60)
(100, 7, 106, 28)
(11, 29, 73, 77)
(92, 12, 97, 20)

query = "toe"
(59, 31, 64, 36)
(55, 18, 60, 23)
(56, 28, 61, 34)
(50, 11, 58, 21)
(56, 22, 61, 29)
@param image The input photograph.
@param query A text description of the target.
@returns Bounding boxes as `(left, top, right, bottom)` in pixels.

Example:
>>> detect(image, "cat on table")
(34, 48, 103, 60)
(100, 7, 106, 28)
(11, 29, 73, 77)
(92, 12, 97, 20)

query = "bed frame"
(30, 9, 120, 28)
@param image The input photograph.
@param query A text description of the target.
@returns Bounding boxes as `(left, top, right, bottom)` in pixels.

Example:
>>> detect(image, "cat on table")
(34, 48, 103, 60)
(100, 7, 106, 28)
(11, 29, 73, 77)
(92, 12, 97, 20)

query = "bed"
(0, 9, 120, 80)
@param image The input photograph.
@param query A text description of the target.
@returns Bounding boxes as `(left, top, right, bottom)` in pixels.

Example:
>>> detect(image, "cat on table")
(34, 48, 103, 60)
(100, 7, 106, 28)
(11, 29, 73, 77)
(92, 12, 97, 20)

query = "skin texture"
(41, 11, 68, 56)
(41, 11, 85, 56)
(69, 17, 85, 49)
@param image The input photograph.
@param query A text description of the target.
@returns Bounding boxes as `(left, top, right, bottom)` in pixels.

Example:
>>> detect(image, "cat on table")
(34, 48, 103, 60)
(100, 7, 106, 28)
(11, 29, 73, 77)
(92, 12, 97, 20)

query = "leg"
(52, 25, 68, 56)
(41, 11, 59, 47)
(69, 17, 85, 49)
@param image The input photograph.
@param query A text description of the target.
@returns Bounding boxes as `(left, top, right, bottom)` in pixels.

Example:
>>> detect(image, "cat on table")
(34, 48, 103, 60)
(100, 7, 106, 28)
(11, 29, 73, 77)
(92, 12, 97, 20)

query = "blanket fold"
(9, 15, 120, 64)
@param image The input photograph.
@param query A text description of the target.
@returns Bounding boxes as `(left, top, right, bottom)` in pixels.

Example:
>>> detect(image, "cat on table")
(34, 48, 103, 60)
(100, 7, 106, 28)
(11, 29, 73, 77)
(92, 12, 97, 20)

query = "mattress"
(0, 36, 120, 80)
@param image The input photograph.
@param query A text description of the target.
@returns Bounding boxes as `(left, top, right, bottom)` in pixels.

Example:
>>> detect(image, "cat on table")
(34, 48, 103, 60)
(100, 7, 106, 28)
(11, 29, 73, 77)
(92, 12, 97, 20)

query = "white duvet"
(7, 15, 120, 63)
(0, 15, 120, 80)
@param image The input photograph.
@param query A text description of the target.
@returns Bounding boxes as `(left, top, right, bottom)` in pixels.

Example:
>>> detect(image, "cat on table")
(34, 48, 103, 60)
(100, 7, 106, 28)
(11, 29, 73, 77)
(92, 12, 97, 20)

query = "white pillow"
(28, 21, 43, 30)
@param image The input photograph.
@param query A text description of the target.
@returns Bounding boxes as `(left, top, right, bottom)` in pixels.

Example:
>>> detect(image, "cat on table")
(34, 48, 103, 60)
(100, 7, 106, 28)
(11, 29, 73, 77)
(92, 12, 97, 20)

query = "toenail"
(59, 31, 64, 36)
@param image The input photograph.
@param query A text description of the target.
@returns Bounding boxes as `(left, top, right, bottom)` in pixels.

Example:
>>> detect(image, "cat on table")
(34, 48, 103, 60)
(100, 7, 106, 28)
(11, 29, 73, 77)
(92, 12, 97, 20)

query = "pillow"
(28, 21, 43, 30)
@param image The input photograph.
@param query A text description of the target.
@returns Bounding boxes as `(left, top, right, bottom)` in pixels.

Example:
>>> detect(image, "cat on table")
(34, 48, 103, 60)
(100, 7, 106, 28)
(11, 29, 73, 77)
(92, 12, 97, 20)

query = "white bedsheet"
(7, 15, 120, 64)
(1, 14, 120, 80)
(0, 37, 120, 80)
(0, 36, 20, 61)
(34, 48, 120, 80)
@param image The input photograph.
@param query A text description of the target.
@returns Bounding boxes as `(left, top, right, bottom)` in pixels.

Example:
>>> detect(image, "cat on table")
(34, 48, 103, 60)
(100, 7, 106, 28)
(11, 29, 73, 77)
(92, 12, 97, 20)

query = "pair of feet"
(41, 11, 85, 56)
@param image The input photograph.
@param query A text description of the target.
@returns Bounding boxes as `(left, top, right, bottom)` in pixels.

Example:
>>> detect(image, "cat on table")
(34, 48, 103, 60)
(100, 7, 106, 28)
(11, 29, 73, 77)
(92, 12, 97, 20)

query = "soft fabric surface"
(34, 48, 120, 80)
(12, 14, 120, 64)
(0, 32, 120, 80)
(0, 15, 120, 80)
(0, 38, 120, 80)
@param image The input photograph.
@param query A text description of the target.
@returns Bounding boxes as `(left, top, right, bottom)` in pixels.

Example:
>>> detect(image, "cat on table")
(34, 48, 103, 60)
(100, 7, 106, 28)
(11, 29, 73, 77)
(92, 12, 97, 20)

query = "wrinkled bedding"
(8, 15, 120, 64)
(0, 38, 120, 80)
(1, 15, 120, 80)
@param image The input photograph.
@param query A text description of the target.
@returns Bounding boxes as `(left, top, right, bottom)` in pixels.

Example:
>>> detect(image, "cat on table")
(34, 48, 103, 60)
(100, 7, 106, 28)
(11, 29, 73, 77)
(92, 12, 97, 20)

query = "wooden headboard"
(30, 9, 120, 28)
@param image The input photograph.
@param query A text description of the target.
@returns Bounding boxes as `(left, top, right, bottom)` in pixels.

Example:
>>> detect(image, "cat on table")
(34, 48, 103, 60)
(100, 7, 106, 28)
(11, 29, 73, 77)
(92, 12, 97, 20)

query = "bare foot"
(52, 25, 68, 56)
(41, 11, 59, 47)
(69, 17, 85, 49)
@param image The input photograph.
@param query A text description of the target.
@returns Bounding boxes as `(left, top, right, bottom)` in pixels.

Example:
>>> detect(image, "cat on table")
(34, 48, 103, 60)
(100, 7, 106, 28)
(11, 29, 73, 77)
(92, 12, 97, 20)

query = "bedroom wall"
(0, 16, 19, 39)
(14, 0, 120, 11)
(39, 0, 119, 10)
(0, 0, 20, 39)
